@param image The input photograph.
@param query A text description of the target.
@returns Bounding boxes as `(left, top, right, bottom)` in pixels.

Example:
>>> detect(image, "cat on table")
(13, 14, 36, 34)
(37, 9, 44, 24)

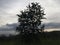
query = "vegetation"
(15, 2, 46, 45)
(0, 31, 60, 45)
(16, 2, 46, 35)
(0, 2, 60, 45)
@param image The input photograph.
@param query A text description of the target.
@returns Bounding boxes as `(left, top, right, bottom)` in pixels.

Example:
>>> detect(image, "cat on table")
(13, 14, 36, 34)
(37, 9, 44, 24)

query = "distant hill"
(44, 31, 60, 38)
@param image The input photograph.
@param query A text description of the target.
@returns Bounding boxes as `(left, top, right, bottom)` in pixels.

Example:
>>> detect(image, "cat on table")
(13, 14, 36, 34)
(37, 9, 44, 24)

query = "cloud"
(0, 0, 60, 28)
(0, 23, 19, 36)
(53, 0, 60, 5)
(0, 21, 60, 36)
(1, 22, 60, 31)
(45, 23, 60, 29)
(46, 12, 60, 23)
(0, 0, 60, 36)
(0, 0, 28, 25)
(0, 23, 17, 31)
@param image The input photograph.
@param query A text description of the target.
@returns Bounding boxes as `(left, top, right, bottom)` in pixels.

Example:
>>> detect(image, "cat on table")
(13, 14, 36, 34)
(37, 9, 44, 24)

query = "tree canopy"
(16, 2, 46, 35)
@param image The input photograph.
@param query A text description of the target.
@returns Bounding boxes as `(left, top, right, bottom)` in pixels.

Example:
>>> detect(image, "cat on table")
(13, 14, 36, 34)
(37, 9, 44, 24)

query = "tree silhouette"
(16, 2, 46, 35)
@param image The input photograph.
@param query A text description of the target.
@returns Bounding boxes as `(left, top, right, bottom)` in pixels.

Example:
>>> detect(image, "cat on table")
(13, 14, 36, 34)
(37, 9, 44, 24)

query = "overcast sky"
(0, 0, 60, 25)
(0, 0, 60, 35)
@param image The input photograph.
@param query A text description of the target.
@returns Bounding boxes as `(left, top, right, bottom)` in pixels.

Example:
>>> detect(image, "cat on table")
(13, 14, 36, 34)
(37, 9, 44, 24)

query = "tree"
(16, 2, 46, 35)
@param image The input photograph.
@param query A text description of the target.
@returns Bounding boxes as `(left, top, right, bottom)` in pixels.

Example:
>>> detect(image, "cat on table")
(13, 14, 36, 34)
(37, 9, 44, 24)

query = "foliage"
(16, 2, 46, 35)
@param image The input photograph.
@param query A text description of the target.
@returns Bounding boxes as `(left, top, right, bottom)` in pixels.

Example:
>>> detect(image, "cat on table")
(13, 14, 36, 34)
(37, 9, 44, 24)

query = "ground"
(0, 31, 60, 45)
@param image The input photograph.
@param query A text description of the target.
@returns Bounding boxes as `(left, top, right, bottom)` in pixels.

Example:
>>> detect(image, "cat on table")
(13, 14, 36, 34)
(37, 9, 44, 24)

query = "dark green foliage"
(16, 2, 45, 35)
(1, 31, 60, 45)
(15, 2, 46, 45)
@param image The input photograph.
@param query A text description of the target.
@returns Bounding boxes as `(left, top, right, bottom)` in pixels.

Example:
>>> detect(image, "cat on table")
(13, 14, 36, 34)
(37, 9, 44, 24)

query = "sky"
(0, 0, 60, 25)
(0, 0, 60, 35)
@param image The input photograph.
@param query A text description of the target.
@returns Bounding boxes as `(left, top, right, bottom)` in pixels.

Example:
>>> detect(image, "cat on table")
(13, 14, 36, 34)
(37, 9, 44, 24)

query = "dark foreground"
(0, 31, 60, 45)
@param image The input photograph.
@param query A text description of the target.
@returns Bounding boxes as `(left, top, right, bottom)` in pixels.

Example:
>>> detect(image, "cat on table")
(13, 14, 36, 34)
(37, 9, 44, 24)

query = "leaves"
(16, 2, 46, 34)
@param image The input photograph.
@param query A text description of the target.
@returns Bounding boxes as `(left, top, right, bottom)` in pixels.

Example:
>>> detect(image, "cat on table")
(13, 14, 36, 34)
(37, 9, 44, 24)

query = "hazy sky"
(0, 0, 60, 35)
(0, 0, 60, 25)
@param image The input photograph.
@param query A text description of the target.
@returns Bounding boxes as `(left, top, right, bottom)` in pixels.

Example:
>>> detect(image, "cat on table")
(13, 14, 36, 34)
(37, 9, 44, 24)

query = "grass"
(0, 34, 60, 45)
